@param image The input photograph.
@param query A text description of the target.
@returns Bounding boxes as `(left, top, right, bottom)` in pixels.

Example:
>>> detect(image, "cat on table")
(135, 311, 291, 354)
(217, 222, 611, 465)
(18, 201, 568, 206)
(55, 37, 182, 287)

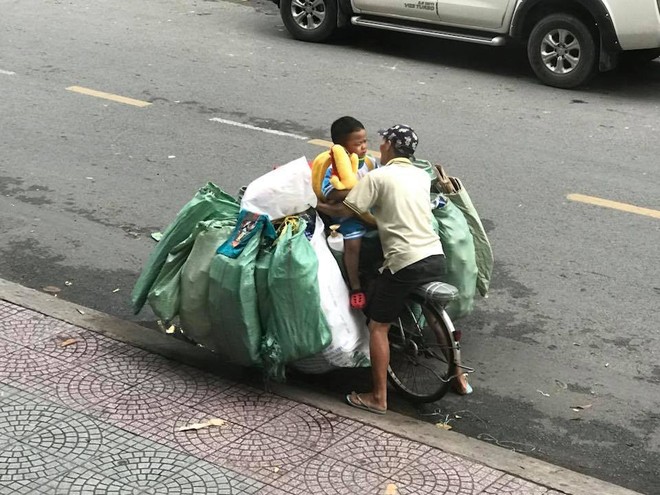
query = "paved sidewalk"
(0, 299, 562, 494)
(0, 296, 619, 494)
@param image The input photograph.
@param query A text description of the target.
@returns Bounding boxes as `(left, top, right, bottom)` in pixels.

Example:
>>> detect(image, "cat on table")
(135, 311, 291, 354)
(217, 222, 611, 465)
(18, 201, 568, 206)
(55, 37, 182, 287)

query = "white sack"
(240, 156, 316, 220)
(293, 215, 370, 373)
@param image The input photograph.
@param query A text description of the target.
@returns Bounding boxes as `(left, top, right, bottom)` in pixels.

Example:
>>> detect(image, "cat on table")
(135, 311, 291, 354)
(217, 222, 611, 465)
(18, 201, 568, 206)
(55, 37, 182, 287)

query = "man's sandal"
(345, 392, 386, 415)
(350, 290, 367, 310)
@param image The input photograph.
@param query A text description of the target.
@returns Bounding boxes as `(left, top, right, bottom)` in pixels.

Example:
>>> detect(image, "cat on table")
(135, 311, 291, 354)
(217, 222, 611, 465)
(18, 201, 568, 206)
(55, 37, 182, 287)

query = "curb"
(0, 277, 641, 495)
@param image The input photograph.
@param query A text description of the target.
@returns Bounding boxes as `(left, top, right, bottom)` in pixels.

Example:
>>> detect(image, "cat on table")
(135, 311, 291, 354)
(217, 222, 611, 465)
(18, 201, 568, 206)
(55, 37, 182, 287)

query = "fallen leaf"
(76, 309, 85, 315)
(59, 338, 77, 347)
(166, 324, 176, 334)
(536, 390, 550, 397)
(151, 232, 163, 242)
(605, 363, 610, 367)
(112, 288, 120, 293)
(385, 484, 399, 495)
(177, 418, 226, 432)
(435, 422, 452, 431)
(42, 286, 61, 294)
(571, 404, 592, 411)
(64, 281, 73, 286)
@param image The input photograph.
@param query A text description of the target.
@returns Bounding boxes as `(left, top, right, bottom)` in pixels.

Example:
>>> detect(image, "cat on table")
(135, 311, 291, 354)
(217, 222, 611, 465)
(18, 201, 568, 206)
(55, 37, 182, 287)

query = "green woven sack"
(146, 230, 198, 322)
(207, 212, 275, 366)
(260, 218, 332, 381)
(432, 197, 478, 320)
(131, 183, 239, 314)
(178, 219, 236, 348)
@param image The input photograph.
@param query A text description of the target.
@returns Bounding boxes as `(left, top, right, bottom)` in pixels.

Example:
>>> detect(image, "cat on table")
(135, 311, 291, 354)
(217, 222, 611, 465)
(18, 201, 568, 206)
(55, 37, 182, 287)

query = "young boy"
(321, 116, 378, 310)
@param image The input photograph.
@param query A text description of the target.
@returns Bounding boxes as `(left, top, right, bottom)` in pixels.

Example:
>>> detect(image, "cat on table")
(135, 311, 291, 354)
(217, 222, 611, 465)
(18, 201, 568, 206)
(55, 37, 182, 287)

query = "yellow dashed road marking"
(568, 194, 660, 219)
(66, 86, 151, 107)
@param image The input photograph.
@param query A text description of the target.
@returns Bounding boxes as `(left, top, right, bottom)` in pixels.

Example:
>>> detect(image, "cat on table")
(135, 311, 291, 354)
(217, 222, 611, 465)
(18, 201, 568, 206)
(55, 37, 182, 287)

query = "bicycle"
(387, 281, 473, 403)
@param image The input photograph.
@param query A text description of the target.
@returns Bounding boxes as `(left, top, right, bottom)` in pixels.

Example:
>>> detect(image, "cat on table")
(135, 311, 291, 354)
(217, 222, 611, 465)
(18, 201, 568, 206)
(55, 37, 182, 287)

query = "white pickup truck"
(274, 0, 660, 88)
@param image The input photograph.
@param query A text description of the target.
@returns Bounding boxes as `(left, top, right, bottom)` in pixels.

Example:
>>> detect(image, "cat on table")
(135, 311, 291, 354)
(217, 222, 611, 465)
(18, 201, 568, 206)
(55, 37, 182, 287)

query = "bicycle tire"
(387, 299, 456, 403)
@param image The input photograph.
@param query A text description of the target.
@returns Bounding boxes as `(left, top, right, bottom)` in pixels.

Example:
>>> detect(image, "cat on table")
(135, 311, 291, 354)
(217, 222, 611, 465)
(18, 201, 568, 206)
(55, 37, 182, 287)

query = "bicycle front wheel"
(387, 301, 456, 403)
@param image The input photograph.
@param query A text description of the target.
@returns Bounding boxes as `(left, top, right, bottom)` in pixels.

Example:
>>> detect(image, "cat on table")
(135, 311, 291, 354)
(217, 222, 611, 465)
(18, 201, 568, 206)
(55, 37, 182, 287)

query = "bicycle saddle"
(413, 281, 459, 304)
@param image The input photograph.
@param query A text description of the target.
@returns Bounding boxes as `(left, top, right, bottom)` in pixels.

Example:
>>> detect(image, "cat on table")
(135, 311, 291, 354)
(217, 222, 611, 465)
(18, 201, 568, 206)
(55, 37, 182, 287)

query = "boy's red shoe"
(350, 290, 367, 310)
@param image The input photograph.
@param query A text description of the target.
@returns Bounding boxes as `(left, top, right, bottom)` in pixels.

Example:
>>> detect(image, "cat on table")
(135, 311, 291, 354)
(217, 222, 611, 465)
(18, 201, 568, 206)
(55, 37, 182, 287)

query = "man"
(316, 124, 470, 414)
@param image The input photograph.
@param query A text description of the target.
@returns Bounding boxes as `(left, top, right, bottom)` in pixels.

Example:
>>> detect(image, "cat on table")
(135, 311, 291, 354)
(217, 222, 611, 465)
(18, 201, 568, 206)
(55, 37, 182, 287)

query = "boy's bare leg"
(343, 238, 362, 290)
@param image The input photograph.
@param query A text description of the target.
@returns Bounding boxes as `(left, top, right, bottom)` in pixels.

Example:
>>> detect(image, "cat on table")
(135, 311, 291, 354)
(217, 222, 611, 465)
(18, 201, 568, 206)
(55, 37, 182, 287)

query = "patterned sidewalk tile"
(0, 313, 74, 346)
(0, 394, 167, 465)
(28, 326, 127, 365)
(0, 347, 71, 387)
(41, 467, 140, 495)
(85, 384, 192, 425)
(266, 454, 392, 495)
(0, 300, 27, 322)
(0, 338, 25, 357)
(135, 362, 235, 407)
(128, 406, 251, 460)
(209, 430, 317, 484)
(323, 425, 431, 478)
(480, 474, 565, 494)
(392, 448, 505, 494)
(82, 446, 197, 489)
(4, 352, 132, 413)
(81, 344, 177, 385)
(0, 383, 19, 401)
(257, 403, 361, 452)
(0, 440, 75, 488)
(194, 385, 295, 429)
(148, 461, 264, 495)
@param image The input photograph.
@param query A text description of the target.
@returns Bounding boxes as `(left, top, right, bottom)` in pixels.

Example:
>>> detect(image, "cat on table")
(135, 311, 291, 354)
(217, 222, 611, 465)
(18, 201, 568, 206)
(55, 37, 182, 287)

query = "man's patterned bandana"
(378, 124, 418, 155)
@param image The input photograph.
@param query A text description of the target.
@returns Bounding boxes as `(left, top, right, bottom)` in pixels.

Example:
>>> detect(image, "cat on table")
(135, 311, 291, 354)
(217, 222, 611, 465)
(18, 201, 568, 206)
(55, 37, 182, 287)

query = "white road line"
(0, 69, 16, 76)
(209, 117, 308, 140)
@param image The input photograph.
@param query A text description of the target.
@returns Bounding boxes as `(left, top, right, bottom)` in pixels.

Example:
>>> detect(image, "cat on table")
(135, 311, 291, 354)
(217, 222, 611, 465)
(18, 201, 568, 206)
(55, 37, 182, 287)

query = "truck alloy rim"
(290, 0, 326, 30)
(541, 29, 581, 74)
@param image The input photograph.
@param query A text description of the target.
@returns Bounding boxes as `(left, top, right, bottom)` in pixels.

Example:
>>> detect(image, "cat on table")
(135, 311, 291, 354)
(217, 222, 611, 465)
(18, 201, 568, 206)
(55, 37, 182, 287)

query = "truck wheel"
(527, 14, 597, 89)
(280, 0, 337, 43)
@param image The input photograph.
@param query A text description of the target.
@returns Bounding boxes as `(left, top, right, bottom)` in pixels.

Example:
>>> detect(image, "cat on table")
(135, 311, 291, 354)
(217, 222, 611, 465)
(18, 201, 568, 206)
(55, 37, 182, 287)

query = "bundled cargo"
(131, 182, 240, 315)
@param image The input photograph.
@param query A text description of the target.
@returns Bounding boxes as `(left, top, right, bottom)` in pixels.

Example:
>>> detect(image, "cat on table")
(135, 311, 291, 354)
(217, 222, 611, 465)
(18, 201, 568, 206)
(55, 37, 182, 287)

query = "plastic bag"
(294, 216, 370, 373)
(259, 218, 332, 380)
(132, 183, 239, 314)
(444, 177, 493, 297)
(240, 157, 317, 220)
(146, 230, 198, 322)
(432, 196, 478, 320)
(207, 211, 276, 366)
(178, 219, 236, 347)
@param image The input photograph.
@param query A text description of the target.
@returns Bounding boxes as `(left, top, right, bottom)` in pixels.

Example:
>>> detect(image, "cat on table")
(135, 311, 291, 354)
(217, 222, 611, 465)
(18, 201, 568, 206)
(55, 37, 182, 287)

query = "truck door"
(354, 0, 440, 22)
(436, 0, 512, 30)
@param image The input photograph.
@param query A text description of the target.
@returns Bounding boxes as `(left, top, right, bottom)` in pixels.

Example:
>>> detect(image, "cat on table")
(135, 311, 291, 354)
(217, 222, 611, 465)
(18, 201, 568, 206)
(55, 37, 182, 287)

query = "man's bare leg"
(349, 320, 390, 411)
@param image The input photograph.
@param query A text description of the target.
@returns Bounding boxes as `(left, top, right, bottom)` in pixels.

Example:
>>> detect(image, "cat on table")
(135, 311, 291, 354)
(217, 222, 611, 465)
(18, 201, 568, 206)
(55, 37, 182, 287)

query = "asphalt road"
(1, 0, 659, 492)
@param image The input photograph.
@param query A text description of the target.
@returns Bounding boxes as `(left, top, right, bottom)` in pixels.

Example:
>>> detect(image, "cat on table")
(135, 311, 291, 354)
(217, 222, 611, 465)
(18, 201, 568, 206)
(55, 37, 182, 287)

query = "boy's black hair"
(331, 116, 365, 146)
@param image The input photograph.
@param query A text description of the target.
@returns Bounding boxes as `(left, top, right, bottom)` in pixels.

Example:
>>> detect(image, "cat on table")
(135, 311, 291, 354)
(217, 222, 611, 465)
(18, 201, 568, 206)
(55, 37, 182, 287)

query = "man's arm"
(315, 199, 355, 218)
(325, 189, 350, 203)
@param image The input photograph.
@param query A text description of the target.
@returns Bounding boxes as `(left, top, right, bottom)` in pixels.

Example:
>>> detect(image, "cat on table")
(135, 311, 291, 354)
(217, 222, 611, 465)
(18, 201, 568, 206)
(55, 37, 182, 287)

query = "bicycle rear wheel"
(387, 301, 456, 403)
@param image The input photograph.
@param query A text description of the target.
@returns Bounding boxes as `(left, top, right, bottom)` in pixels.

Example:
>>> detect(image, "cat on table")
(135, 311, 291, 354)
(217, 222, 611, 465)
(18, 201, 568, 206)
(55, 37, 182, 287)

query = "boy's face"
(343, 129, 368, 157)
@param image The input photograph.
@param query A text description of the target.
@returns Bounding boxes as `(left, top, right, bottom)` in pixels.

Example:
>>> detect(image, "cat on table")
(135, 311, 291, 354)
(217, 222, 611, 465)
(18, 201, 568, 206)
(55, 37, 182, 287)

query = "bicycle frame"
(395, 298, 474, 385)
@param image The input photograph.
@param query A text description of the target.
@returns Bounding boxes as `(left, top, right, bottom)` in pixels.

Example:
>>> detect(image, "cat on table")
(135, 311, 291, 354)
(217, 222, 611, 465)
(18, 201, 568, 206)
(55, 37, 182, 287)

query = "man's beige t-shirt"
(344, 157, 443, 273)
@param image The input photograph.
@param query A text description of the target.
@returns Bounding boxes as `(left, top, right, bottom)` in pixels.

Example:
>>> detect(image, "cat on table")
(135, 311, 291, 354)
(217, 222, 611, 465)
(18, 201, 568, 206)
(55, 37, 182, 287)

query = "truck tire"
(527, 13, 597, 89)
(280, 0, 337, 43)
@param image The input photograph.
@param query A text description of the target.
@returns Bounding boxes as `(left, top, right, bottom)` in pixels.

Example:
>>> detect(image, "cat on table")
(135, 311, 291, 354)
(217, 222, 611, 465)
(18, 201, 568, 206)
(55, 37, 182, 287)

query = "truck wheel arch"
(511, 0, 621, 71)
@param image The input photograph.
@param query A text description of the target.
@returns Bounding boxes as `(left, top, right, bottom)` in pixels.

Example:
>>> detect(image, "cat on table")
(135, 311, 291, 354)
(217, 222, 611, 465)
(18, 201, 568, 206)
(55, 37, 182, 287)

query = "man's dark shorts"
(366, 254, 446, 323)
